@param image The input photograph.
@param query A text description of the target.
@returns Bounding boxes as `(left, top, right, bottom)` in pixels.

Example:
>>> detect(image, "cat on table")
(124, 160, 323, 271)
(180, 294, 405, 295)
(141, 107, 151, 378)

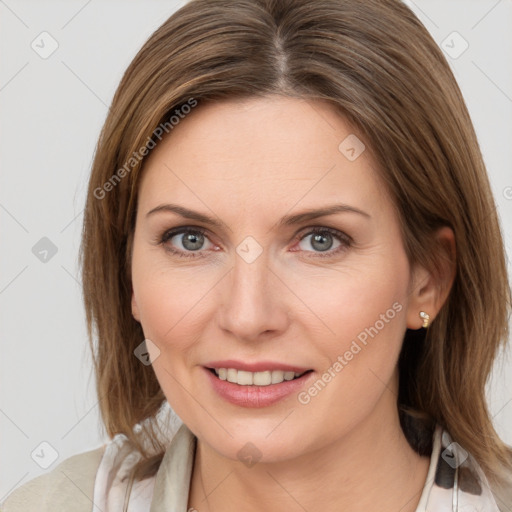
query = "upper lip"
(205, 360, 312, 373)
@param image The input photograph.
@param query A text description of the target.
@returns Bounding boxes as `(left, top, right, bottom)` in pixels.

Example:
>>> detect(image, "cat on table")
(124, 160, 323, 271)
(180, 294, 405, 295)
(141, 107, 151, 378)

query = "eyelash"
(157, 226, 352, 260)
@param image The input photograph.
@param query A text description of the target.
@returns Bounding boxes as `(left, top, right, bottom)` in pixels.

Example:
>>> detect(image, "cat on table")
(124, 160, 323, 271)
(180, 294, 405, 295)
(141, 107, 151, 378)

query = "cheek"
(299, 253, 408, 341)
(294, 252, 410, 399)
(290, 263, 409, 433)
(131, 246, 215, 352)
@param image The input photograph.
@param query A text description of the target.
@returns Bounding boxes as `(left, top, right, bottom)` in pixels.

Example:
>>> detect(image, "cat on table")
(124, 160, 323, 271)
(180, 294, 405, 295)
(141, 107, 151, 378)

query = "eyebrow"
(145, 203, 371, 229)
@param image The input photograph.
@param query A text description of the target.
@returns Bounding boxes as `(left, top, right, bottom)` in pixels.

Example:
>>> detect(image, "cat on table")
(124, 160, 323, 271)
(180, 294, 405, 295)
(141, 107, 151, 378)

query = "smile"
(211, 368, 308, 386)
(203, 364, 315, 408)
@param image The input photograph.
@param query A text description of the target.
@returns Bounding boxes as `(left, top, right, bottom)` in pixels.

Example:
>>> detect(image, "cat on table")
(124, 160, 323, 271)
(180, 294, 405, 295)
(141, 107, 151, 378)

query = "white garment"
(92, 419, 506, 511)
(92, 435, 155, 511)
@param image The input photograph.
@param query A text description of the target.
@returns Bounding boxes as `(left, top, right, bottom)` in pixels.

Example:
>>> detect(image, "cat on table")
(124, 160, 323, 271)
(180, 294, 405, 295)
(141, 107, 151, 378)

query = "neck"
(188, 403, 430, 512)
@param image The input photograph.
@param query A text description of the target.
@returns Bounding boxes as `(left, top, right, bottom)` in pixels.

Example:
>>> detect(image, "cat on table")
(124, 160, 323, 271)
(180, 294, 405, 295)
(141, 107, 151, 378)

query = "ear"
(406, 226, 456, 329)
(131, 288, 141, 322)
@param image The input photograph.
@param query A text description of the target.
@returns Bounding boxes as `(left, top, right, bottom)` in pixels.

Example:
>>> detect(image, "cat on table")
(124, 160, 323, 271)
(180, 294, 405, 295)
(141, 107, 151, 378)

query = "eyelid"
(291, 226, 352, 258)
(158, 225, 352, 259)
(158, 226, 215, 258)
(160, 225, 209, 243)
(295, 225, 353, 244)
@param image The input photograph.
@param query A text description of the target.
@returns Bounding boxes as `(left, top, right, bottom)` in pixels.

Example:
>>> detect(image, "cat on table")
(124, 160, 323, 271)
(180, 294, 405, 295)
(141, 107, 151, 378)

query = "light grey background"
(1, 0, 511, 501)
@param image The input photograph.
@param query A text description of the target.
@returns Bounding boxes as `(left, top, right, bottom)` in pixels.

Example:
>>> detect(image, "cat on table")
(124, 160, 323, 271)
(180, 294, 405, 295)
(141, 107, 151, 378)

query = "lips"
(203, 360, 315, 408)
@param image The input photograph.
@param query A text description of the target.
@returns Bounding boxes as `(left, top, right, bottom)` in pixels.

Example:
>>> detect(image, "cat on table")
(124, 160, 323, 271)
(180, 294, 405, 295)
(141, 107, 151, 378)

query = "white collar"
(149, 423, 196, 511)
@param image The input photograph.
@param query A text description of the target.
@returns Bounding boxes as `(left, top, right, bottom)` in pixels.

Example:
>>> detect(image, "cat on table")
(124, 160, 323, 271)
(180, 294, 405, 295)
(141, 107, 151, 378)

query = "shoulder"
(1, 445, 105, 512)
(2, 406, 185, 512)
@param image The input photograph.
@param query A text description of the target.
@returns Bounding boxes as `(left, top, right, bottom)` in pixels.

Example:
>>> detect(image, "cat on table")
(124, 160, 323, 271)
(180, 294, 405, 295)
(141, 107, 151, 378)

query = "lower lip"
(204, 367, 314, 408)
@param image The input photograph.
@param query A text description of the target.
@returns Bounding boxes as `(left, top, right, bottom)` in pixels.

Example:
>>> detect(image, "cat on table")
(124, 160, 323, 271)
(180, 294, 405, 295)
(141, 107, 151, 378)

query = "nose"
(216, 249, 290, 342)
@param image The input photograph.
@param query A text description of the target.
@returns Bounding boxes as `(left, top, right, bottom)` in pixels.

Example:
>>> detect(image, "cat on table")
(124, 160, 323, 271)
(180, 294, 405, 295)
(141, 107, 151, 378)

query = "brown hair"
(80, 0, 512, 500)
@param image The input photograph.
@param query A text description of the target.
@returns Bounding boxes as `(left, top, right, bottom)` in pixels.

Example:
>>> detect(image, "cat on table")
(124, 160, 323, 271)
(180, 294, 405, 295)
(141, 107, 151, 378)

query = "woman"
(3, 0, 511, 510)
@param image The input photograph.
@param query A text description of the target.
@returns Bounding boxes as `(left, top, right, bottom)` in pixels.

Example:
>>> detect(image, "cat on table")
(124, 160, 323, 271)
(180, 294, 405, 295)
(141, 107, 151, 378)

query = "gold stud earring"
(419, 311, 430, 329)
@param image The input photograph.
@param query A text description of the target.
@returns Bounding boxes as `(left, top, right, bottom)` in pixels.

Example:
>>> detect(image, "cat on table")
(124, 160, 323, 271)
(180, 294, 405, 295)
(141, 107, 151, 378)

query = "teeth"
(213, 368, 305, 386)
(253, 371, 271, 386)
(227, 368, 238, 383)
(271, 370, 284, 384)
(237, 370, 253, 385)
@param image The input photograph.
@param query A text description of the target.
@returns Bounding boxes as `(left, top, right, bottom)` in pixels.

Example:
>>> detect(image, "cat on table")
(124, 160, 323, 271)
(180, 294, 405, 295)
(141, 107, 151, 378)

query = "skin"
(130, 95, 455, 512)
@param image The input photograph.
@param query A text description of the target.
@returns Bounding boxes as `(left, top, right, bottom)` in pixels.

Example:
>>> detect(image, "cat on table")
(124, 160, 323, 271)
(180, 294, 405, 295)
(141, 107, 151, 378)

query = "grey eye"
(170, 230, 211, 251)
(298, 232, 341, 252)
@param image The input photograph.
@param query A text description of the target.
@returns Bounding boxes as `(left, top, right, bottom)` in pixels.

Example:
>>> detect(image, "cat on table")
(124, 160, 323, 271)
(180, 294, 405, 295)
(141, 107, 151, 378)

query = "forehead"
(137, 95, 389, 219)
(146, 96, 356, 168)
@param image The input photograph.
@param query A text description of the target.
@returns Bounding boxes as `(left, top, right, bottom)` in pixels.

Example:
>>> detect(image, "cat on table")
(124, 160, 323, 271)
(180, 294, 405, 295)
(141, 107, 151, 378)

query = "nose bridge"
(217, 243, 288, 340)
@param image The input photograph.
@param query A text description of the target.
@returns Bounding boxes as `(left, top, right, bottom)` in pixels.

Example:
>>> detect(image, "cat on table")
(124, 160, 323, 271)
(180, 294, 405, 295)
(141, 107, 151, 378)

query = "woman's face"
(131, 95, 425, 462)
